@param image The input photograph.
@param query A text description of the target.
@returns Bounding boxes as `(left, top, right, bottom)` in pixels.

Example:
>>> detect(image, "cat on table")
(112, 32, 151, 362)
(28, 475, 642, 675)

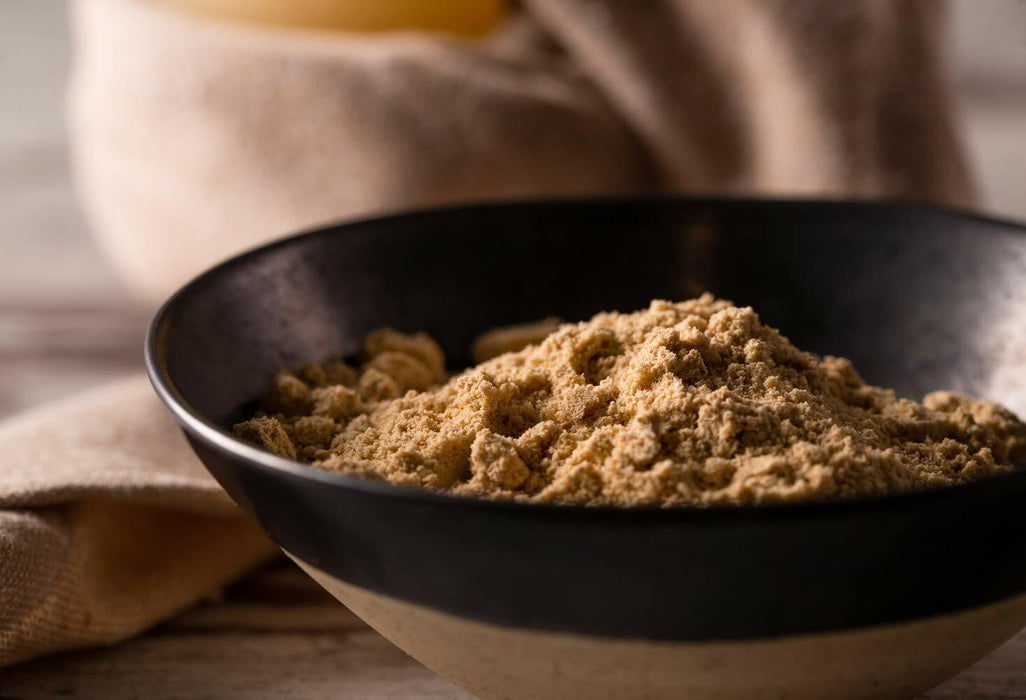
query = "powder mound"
(234, 295, 1026, 506)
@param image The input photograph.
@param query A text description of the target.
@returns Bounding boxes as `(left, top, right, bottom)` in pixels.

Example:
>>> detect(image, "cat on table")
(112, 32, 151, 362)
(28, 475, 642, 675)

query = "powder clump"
(235, 295, 1026, 506)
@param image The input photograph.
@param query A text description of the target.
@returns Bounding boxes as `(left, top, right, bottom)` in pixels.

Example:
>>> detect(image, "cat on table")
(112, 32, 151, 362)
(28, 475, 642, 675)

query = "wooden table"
(3, 2, 1026, 697)
(2, 562, 473, 699)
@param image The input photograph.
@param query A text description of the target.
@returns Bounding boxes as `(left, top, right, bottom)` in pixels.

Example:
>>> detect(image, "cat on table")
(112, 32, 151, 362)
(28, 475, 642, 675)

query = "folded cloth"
(2, 0, 974, 668)
(69, 0, 653, 304)
(0, 376, 276, 666)
(523, 0, 974, 203)
(69, 0, 972, 305)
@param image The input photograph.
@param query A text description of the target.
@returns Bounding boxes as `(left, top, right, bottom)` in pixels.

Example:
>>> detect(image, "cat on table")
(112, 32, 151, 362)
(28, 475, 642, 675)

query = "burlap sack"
(1, 0, 974, 667)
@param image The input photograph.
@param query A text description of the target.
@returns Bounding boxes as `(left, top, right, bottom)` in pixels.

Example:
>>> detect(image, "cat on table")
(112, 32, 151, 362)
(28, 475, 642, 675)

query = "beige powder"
(235, 295, 1026, 506)
(471, 317, 562, 363)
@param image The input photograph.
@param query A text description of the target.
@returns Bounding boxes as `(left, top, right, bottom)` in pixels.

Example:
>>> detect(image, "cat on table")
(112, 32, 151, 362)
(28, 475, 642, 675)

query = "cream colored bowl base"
(290, 555, 1026, 700)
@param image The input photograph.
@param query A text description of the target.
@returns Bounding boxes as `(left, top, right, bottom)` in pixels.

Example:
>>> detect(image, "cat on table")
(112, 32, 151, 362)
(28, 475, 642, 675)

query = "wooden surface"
(2, 562, 472, 700)
(2, 2, 1026, 698)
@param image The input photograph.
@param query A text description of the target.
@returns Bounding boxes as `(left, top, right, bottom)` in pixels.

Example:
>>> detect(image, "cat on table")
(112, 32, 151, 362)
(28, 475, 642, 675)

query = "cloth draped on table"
(1, 0, 973, 666)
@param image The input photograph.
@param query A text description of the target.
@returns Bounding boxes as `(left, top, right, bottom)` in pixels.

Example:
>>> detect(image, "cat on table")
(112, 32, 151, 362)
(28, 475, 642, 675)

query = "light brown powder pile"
(234, 295, 1026, 506)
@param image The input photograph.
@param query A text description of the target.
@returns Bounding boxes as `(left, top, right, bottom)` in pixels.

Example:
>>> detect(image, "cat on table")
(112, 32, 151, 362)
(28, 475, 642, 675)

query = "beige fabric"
(69, 0, 652, 304)
(0, 377, 277, 666)
(69, 0, 972, 304)
(524, 0, 973, 203)
(1, 0, 975, 668)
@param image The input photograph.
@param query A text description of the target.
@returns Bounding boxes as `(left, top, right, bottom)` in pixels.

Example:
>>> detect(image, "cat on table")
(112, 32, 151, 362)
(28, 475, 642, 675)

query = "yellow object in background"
(156, 0, 510, 35)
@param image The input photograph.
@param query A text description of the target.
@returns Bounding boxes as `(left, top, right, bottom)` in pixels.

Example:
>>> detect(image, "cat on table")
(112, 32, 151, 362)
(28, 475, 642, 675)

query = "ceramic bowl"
(146, 198, 1026, 700)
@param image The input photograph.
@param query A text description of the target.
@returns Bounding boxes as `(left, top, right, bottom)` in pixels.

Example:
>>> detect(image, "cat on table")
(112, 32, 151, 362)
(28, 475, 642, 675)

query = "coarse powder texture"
(234, 296, 1026, 506)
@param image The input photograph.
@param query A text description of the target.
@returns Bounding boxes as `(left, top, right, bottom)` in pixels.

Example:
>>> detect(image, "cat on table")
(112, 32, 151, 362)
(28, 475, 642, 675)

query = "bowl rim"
(145, 194, 1026, 522)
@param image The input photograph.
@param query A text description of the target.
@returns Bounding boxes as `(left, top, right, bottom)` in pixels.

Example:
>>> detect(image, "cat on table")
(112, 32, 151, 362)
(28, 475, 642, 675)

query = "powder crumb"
(234, 296, 1026, 507)
(472, 317, 562, 363)
(364, 328, 447, 384)
(469, 430, 533, 493)
(234, 416, 296, 461)
(311, 385, 363, 420)
(263, 371, 311, 416)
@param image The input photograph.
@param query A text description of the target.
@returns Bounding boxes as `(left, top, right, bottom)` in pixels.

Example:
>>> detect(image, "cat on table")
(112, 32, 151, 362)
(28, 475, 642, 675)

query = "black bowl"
(147, 198, 1026, 700)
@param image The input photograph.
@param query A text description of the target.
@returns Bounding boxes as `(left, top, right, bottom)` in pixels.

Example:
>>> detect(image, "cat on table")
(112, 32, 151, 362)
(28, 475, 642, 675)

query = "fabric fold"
(69, 0, 652, 304)
(524, 0, 974, 204)
(0, 377, 277, 666)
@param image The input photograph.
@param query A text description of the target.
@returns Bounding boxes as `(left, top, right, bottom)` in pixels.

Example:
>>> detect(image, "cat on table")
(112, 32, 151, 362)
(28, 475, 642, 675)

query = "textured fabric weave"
(0, 377, 276, 666)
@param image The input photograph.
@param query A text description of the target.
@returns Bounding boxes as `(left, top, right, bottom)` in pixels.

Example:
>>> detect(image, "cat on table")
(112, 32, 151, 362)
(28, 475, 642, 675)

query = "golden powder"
(234, 295, 1026, 506)
(471, 317, 562, 363)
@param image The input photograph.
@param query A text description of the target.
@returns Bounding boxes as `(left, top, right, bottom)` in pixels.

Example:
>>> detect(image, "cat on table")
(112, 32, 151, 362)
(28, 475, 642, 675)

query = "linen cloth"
(0, 377, 275, 665)
(1, 0, 974, 665)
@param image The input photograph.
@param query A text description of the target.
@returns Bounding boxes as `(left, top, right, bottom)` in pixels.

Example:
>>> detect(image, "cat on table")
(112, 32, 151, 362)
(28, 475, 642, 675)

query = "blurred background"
(2, 0, 1025, 420)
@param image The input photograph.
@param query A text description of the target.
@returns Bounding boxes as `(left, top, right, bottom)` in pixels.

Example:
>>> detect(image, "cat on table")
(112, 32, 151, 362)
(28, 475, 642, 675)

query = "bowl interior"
(158, 198, 1026, 427)
(147, 197, 1026, 647)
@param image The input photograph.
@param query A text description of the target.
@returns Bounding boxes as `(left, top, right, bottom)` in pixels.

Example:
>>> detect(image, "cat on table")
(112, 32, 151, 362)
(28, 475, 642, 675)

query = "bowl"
(146, 197, 1026, 700)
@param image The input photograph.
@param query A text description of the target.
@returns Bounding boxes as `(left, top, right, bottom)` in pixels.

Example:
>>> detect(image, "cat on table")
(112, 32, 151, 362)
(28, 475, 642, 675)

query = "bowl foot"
(290, 554, 1026, 700)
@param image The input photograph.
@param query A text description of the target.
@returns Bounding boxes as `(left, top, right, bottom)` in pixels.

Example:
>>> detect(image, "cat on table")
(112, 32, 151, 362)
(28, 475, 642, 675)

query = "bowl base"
(290, 553, 1026, 700)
